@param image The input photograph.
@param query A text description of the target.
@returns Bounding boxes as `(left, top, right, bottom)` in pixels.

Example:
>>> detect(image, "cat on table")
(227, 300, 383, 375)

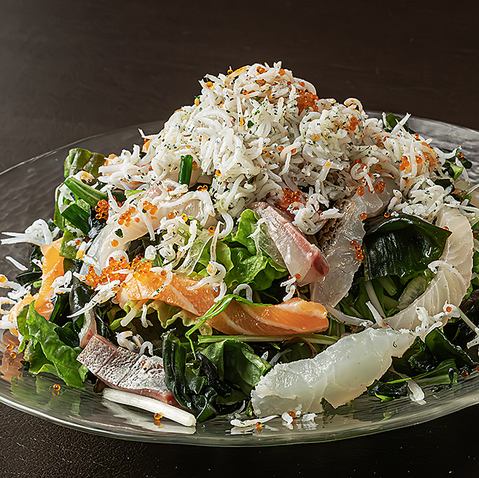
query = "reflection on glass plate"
(0, 116, 478, 446)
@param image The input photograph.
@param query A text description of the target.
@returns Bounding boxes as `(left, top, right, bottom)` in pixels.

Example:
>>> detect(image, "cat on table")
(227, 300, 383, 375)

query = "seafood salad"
(1, 62, 479, 428)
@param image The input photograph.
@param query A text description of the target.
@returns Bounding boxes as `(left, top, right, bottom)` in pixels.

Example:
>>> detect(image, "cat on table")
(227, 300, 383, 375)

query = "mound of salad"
(1, 62, 479, 428)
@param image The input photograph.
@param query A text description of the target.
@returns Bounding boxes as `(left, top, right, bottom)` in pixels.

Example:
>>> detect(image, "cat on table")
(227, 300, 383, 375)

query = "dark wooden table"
(1, 1, 478, 476)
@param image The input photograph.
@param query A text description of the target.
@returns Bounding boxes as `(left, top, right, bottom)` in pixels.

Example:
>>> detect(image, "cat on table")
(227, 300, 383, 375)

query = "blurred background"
(1, 0, 478, 476)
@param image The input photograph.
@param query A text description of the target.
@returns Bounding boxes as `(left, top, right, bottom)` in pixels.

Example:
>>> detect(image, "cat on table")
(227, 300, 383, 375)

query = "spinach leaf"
(364, 213, 451, 280)
(22, 303, 87, 388)
(64, 148, 105, 178)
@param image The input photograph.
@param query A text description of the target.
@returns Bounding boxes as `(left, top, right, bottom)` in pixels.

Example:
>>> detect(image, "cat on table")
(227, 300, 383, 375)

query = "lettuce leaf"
(22, 303, 87, 388)
(194, 209, 288, 290)
(227, 209, 258, 254)
(225, 247, 286, 290)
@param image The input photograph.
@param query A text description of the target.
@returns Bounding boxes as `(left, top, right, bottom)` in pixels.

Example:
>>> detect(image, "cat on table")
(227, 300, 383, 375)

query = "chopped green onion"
(53, 185, 66, 231)
(61, 203, 90, 234)
(178, 155, 193, 185)
(125, 189, 141, 198)
(64, 177, 107, 208)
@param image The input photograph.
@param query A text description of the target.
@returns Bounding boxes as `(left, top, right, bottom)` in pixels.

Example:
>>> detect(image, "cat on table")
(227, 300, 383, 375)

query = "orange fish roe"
(277, 145, 285, 152)
(86, 256, 152, 288)
(279, 68, 286, 76)
(208, 225, 216, 234)
(415, 155, 423, 165)
(167, 211, 176, 220)
(384, 212, 391, 218)
(111, 239, 119, 247)
(359, 212, 368, 221)
(134, 217, 140, 223)
(256, 79, 266, 86)
(350, 240, 364, 262)
(288, 410, 298, 419)
(374, 181, 385, 193)
(85, 257, 130, 288)
(399, 155, 410, 171)
(118, 207, 136, 227)
(296, 90, 319, 113)
(356, 185, 365, 196)
(197, 185, 208, 192)
(52, 383, 61, 392)
(255, 422, 264, 432)
(153, 413, 163, 424)
(215, 169, 222, 177)
(276, 188, 304, 211)
(256, 66, 266, 74)
(6, 343, 14, 352)
(142, 201, 158, 216)
(347, 116, 360, 132)
(9, 351, 17, 360)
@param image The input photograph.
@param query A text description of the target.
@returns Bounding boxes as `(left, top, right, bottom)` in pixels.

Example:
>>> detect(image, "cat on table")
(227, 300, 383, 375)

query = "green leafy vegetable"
(60, 200, 90, 234)
(225, 248, 286, 291)
(22, 304, 87, 388)
(383, 113, 413, 133)
(371, 358, 459, 401)
(201, 339, 271, 396)
(60, 229, 78, 259)
(364, 213, 451, 280)
(64, 148, 105, 178)
(53, 185, 66, 230)
(64, 177, 107, 207)
(178, 155, 193, 185)
(227, 209, 258, 255)
(162, 330, 269, 421)
(425, 328, 476, 369)
(193, 210, 287, 291)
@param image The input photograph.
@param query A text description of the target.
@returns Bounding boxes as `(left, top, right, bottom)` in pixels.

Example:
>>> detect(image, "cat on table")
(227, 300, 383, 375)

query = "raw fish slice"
(311, 179, 394, 306)
(251, 328, 414, 415)
(253, 203, 329, 285)
(117, 271, 329, 335)
(77, 334, 175, 404)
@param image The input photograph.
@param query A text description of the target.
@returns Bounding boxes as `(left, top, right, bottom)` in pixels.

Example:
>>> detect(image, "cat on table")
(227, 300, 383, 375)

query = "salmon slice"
(117, 271, 329, 335)
(35, 239, 64, 320)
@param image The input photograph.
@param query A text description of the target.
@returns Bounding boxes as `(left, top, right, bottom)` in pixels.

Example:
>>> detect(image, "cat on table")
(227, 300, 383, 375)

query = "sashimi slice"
(253, 203, 329, 286)
(117, 271, 329, 335)
(77, 334, 175, 404)
(35, 239, 64, 320)
(251, 328, 414, 415)
(311, 179, 394, 306)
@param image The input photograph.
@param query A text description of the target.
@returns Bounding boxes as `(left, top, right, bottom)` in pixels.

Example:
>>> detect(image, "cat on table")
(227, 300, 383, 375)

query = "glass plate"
(0, 116, 478, 446)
